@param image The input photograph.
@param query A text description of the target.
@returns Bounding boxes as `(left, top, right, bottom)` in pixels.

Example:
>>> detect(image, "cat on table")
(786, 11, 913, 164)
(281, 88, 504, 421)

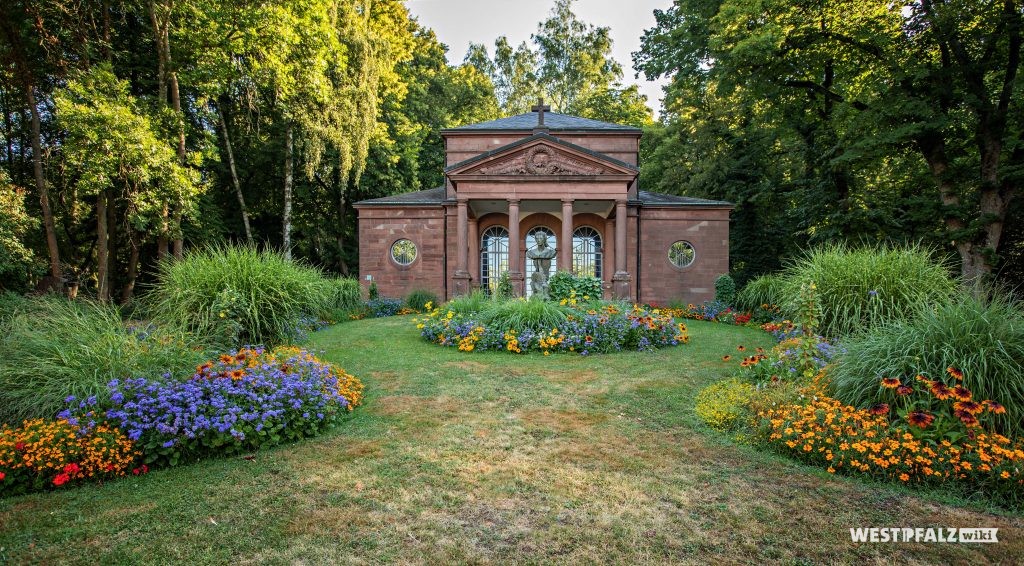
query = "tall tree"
(464, 0, 652, 125)
(637, 0, 1022, 283)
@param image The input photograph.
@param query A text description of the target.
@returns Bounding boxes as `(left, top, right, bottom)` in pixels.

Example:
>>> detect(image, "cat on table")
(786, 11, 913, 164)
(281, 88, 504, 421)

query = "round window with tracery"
(668, 241, 696, 268)
(390, 239, 417, 266)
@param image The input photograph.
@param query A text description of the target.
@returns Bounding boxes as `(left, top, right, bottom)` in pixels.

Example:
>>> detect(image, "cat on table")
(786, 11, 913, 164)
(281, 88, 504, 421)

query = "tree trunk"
(96, 189, 109, 302)
(26, 84, 61, 282)
(121, 230, 140, 304)
(283, 122, 294, 260)
(150, 0, 170, 259)
(169, 69, 185, 258)
(336, 168, 350, 275)
(106, 186, 117, 297)
(217, 104, 252, 242)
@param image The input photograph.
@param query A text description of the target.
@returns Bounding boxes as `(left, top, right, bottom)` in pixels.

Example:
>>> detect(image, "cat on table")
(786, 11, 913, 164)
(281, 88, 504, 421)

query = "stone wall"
(357, 206, 447, 300)
(636, 208, 730, 305)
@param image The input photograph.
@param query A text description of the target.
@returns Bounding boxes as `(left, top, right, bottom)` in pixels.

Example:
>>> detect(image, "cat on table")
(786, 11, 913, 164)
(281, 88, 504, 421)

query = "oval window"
(668, 241, 696, 268)
(390, 239, 417, 266)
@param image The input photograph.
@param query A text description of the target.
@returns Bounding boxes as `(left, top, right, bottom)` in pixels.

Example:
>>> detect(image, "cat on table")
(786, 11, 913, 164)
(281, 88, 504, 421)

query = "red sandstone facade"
(355, 111, 732, 305)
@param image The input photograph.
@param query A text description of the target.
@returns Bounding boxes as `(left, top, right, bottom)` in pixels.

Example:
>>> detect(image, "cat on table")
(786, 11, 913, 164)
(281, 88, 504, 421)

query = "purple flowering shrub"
(62, 347, 363, 466)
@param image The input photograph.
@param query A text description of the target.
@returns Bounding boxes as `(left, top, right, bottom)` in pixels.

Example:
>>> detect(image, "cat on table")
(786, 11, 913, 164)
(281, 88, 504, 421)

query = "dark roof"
(445, 132, 638, 174)
(442, 112, 642, 133)
(354, 186, 445, 206)
(637, 190, 733, 208)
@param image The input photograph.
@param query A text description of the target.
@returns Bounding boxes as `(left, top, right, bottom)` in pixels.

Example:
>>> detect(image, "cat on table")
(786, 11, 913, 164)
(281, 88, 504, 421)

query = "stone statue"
(527, 231, 556, 298)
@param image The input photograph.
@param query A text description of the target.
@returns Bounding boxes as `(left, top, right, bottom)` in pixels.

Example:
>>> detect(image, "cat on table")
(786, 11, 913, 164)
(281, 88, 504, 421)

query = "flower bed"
(416, 302, 689, 355)
(0, 418, 140, 495)
(756, 370, 1023, 507)
(2, 347, 362, 495)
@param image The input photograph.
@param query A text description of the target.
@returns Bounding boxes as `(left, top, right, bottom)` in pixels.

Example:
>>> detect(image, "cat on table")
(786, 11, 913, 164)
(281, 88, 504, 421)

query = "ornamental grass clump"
(62, 346, 363, 467)
(779, 243, 956, 337)
(146, 245, 338, 347)
(736, 273, 786, 313)
(830, 292, 1024, 436)
(480, 297, 569, 331)
(0, 297, 209, 425)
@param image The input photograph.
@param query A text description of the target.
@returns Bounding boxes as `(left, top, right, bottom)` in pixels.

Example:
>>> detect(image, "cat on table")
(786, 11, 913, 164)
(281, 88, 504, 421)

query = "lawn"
(1, 318, 1021, 563)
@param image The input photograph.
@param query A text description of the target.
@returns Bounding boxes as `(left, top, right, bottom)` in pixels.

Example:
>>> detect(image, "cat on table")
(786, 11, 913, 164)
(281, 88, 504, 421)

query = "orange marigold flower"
(896, 385, 914, 396)
(907, 410, 935, 429)
(881, 377, 901, 389)
(899, 473, 910, 481)
(947, 366, 964, 380)
(722, 355, 732, 362)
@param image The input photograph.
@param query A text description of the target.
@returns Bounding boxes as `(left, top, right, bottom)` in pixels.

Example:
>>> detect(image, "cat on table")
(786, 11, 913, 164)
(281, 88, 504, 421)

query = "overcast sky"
(405, 0, 674, 116)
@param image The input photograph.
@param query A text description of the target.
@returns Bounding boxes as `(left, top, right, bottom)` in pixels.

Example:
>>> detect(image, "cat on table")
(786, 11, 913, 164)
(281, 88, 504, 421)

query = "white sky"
(404, 0, 674, 116)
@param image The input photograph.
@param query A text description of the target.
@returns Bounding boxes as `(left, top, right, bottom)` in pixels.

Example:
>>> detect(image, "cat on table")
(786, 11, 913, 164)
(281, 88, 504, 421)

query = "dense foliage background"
(0, 0, 1020, 299)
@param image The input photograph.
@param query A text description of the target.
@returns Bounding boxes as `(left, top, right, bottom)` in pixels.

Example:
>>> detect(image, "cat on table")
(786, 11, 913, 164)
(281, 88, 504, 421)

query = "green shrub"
(736, 273, 786, 312)
(145, 245, 334, 347)
(695, 379, 757, 432)
(405, 289, 439, 312)
(481, 297, 568, 332)
(780, 243, 956, 337)
(0, 297, 209, 425)
(444, 290, 492, 316)
(368, 281, 379, 301)
(547, 271, 603, 303)
(495, 272, 514, 300)
(830, 292, 1024, 436)
(714, 274, 737, 306)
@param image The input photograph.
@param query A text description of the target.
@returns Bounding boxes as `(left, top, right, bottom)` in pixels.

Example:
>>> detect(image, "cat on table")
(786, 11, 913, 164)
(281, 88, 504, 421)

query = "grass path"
(1, 318, 1021, 563)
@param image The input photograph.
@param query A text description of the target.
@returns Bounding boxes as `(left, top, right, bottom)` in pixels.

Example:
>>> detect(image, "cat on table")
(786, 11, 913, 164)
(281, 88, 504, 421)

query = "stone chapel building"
(355, 105, 732, 304)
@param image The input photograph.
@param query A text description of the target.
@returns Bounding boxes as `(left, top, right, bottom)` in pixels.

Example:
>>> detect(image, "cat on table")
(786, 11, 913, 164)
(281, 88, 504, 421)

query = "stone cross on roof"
(531, 97, 551, 129)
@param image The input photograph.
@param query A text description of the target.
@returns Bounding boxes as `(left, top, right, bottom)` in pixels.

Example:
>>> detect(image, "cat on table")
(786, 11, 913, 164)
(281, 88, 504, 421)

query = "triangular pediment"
(445, 134, 637, 178)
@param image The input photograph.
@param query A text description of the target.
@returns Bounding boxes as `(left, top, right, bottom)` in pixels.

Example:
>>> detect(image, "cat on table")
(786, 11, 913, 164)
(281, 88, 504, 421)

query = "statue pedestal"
(612, 271, 632, 300)
(453, 270, 472, 296)
(508, 271, 525, 297)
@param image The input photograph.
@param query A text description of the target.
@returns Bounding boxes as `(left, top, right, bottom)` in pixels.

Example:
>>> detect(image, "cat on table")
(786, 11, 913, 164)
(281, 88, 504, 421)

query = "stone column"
(453, 197, 471, 296)
(560, 198, 574, 273)
(468, 217, 479, 291)
(612, 199, 632, 300)
(507, 198, 524, 297)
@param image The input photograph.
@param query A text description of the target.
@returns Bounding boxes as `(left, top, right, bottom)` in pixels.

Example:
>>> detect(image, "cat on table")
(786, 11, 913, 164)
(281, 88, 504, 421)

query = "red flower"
(930, 382, 953, 400)
(0, 471, 5, 481)
(984, 401, 1006, 415)
(896, 385, 914, 396)
(141, 465, 149, 474)
(105, 464, 116, 472)
(63, 462, 80, 475)
(907, 410, 936, 429)
(953, 400, 984, 415)
(14, 442, 26, 451)
(952, 386, 973, 401)
(53, 473, 70, 486)
(959, 413, 979, 427)
(868, 403, 890, 415)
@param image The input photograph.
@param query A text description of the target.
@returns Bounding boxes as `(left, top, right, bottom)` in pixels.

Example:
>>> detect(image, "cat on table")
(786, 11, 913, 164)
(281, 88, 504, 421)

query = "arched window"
(480, 226, 509, 294)
(525, 226, 557, 298)
(572, 226, 602, 279)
